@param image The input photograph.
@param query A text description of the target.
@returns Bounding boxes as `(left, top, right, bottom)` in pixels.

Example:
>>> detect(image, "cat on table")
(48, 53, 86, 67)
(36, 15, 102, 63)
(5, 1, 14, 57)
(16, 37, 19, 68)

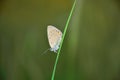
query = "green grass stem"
(51, 0, 76, 80)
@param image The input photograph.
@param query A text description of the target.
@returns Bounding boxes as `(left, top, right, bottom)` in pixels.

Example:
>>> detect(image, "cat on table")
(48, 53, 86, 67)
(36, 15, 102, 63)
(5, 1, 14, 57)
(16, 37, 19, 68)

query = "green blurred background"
(0, 0, 120, 80)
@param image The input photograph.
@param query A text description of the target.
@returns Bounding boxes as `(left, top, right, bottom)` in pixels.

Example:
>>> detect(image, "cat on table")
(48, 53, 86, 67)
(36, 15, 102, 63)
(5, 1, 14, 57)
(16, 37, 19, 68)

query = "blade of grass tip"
(51, 0, 77, 80)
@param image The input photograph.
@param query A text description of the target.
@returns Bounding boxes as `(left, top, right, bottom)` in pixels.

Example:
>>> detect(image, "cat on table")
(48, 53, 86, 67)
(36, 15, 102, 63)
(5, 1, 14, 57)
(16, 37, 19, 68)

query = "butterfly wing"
(47, 25, 62, 49)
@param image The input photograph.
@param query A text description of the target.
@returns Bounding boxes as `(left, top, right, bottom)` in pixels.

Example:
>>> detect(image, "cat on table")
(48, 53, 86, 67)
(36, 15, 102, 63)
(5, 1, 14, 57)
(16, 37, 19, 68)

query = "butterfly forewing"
(47, 25, 62, 49)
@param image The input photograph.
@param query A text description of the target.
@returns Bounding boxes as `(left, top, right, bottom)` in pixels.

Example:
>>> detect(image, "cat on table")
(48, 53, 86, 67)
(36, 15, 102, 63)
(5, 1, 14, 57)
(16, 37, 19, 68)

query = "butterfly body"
(47, 25, 62, 52)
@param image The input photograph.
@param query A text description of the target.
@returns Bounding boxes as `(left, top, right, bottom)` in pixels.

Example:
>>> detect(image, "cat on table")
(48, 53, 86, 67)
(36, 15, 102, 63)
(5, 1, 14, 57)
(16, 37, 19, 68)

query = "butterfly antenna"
(41, 48, 50, 55)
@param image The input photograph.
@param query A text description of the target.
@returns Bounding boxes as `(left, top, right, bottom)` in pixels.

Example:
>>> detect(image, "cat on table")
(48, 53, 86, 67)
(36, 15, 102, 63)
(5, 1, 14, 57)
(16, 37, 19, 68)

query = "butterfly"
(47, 25, 62, 53)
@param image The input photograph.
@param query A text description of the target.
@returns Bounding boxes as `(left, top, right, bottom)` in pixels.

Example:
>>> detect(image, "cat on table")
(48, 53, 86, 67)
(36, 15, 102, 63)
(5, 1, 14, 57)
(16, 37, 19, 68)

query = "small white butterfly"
(47, 25, 62, 53)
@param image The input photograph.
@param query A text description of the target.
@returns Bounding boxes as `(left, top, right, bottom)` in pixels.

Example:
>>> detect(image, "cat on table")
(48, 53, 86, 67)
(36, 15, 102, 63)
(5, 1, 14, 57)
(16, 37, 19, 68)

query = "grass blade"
(51, 0, 76, 80)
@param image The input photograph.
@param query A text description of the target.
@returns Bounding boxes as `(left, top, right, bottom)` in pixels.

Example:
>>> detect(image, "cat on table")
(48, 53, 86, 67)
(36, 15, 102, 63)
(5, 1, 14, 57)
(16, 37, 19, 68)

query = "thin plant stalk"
(51, 0, 76, 80)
